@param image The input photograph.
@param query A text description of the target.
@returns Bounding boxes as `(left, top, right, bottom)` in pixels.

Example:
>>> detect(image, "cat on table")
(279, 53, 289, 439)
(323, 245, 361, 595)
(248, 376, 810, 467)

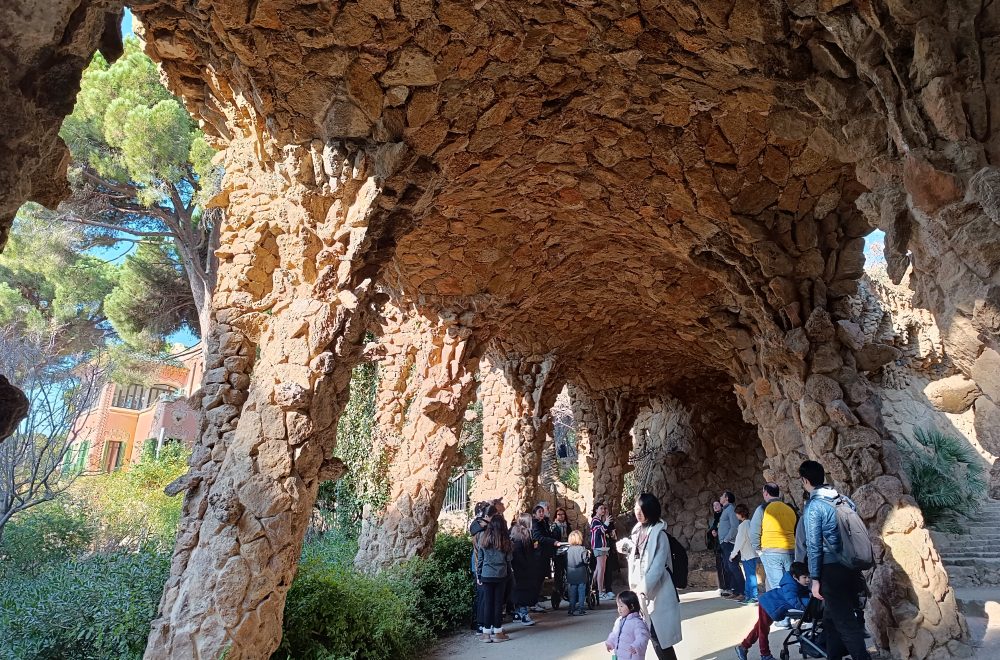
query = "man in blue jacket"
(799, 460, 871, 660)
(734, 561, 811, 660)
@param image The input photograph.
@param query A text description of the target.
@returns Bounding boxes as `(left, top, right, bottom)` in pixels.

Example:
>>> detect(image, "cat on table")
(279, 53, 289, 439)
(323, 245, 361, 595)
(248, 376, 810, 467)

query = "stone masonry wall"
(631, 392, 765, 552)
(853, 271, 1000, 495)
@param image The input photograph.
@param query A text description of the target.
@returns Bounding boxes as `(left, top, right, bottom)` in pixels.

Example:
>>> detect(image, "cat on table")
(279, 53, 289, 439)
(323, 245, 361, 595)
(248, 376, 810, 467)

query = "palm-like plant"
(902, 428, 986, 533)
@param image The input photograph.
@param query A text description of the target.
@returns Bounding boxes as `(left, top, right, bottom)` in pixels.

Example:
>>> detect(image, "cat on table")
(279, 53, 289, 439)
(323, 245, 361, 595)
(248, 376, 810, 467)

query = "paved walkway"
(426, 589, 1000, 660)
(428, 590, 808, 660)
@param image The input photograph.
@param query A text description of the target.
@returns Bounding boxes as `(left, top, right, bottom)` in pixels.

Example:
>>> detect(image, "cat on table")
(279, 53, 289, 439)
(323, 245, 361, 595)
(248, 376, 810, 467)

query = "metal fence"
(441, 470, 475, 515)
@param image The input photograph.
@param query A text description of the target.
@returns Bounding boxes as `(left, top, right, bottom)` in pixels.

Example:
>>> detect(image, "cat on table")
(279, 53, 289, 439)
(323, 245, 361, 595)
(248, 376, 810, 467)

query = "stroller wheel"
(780, 651, 789, 660)
(551, 594, 561, 610)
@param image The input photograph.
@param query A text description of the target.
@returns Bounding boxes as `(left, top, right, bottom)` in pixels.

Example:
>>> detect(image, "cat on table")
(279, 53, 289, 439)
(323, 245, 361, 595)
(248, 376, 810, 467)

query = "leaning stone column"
(569, 384, 640, 517)
(473, 348, 561, 515)
(735, 308, 970, 658)
(144, 122, 421, 657)
(355, 308, 485, 571)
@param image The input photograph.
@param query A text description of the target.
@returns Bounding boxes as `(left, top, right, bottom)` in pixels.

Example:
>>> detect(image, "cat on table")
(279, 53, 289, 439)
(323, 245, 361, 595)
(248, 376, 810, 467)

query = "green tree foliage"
(59, 37, 222, 347)
(103, 240, 197, 348)
(0, 204, 115, 349)
(70, 443, 190, 550)
(903, 428, 986, 533)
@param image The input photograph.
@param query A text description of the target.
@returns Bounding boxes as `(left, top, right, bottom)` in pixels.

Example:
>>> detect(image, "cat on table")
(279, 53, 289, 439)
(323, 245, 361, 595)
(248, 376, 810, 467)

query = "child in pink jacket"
(605, 590, 650, 660)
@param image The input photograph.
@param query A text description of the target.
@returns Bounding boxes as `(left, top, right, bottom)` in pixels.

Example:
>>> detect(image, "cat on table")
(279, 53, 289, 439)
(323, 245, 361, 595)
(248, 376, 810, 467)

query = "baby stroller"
(779, 591, 870, 660)
(551, 545, 599, 610)
(780, 598, 827, 660)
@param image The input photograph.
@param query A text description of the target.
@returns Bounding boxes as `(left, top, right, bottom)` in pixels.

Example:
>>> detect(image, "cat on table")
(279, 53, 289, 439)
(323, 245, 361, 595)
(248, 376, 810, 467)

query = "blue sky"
(122, 8, 134, 38)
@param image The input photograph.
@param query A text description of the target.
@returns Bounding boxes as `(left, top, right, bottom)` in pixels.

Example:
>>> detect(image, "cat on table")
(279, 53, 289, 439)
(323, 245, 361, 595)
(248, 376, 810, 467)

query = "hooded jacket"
(759, 572, 810, 621)
(803, 485, 856, 578)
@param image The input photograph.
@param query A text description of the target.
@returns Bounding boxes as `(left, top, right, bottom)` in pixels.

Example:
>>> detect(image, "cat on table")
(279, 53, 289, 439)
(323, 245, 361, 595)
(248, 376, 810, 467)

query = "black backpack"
(667, 533, 689, 589)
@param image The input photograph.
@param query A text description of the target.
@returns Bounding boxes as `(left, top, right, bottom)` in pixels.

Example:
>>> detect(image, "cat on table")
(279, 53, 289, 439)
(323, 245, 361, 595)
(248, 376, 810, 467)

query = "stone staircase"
(932, 499, 1000, 587)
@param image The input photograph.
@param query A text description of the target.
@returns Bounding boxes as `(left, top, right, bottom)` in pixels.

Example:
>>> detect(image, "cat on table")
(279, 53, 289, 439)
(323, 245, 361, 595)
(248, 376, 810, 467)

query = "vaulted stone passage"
(631, 383, 764, 550)
(7, 0, 1000, 657)
(355, 305, 485, 571)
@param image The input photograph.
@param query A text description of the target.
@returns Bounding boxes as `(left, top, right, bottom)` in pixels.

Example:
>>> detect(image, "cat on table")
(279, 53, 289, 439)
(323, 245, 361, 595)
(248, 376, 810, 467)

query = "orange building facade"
(65, 345, 204, 473)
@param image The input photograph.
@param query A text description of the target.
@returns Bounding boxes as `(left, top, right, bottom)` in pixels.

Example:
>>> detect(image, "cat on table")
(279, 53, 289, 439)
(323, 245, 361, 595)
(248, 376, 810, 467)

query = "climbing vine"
(316, 360, 389, 533)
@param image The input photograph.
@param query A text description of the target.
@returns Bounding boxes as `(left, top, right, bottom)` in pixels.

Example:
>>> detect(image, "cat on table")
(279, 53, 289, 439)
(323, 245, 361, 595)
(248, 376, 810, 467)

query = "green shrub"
(71, 444, 189, 549)
(277, 558, 431, 660)
(903, 428, 986, 533)
(394, 533, 474, 635)
(301, 530, 360, 568)
(0, 497, 94, 578)
(561, 464, 580, 491)
(0, 550, 169, 659)
(277, 533, 472, 659)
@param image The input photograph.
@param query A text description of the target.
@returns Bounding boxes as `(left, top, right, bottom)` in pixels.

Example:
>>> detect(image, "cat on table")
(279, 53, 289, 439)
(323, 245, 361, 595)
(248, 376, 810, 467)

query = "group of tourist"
(469, 459, 870, 660)
(710, 461, 872, 660)
(468, 492, 682, 659)
(708, 483, 798, 608)
(468, 497, 621, 642)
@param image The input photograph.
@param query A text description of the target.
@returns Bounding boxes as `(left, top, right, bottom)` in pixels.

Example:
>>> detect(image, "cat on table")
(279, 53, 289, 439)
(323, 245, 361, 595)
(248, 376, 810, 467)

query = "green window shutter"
(77, 442, 90, 471)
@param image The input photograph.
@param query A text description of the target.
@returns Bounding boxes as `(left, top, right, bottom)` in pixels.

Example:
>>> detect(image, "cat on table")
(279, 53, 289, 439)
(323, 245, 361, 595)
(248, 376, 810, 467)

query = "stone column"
(735, 307, 969, 658)
(144, 124, 423, 658)
(355, 308, 485, 571)
(569, 384, 640, 518)
(472, 349, 561, 516)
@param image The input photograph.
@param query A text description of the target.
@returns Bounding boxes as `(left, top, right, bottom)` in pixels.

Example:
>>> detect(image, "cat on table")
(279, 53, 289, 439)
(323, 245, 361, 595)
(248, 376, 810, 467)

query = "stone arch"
(5, 1, 999, 657)
(630, 384, 765, 551)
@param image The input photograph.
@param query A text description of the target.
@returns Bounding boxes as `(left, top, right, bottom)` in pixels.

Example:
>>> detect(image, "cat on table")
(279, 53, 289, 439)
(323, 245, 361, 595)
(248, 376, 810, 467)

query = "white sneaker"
(600, 591, 616, 601)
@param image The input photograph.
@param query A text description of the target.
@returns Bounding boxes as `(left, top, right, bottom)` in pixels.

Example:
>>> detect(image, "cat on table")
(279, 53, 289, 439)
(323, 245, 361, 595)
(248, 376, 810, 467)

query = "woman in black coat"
(510, 513, 540, 626)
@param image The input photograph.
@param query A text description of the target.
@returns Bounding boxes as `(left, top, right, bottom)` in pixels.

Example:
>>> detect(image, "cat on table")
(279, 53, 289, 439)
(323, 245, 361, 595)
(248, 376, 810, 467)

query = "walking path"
(426, 589, 1000, 659)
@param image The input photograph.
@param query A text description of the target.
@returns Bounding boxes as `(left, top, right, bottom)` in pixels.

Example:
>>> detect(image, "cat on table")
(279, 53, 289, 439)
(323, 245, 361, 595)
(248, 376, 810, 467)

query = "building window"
(106, 441, 125, 472)
(62, 441, 90, 475)
(112, 383, 147, 410)
(145, 384, 177, 408)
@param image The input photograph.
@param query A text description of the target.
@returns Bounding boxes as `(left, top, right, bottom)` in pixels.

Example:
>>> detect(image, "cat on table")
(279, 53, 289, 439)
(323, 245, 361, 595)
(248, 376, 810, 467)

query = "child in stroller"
(735, 562, 811, 660)
(554, 533, 599, 613)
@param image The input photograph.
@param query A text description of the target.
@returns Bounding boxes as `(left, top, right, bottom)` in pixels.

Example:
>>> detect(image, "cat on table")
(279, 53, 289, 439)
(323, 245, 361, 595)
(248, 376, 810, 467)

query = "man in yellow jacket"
(749, 482, 797, 599)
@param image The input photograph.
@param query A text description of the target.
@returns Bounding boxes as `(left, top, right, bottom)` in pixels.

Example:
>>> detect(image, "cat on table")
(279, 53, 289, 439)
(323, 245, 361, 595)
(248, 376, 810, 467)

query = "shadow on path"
(425, 589, 1000, 659)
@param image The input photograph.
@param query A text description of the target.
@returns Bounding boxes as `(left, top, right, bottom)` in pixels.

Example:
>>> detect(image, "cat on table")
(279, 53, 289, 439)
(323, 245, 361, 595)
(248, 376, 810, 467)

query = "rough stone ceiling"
(136, 0, 875, 387)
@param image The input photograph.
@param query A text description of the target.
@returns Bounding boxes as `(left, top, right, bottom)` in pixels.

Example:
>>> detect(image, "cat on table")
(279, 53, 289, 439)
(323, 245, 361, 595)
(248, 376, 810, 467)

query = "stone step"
(936, 541, 1000, 549)
(942, 553, 1000, 560)
(942, 557, 1000, 567)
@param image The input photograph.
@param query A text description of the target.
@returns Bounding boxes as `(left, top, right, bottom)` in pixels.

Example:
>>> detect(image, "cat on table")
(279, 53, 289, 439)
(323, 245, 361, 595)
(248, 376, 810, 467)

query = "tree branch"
(62, 213, 175, 238)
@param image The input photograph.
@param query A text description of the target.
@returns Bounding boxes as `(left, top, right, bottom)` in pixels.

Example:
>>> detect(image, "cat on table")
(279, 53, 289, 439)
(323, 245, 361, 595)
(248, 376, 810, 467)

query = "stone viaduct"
(3, 0, 1000, 658)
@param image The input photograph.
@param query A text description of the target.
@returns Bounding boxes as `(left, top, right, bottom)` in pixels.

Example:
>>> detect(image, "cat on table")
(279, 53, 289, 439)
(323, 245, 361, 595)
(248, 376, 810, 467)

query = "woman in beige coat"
(617, 493, 682, 660)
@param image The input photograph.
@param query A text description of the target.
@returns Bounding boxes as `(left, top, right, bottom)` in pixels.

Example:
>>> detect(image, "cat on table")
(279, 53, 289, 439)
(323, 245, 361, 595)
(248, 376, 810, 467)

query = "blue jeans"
(759, 551, 793, 591)
(742, 558, 759, 600)
(568, 581, 587, 612)
(720, 542, 745, 595)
